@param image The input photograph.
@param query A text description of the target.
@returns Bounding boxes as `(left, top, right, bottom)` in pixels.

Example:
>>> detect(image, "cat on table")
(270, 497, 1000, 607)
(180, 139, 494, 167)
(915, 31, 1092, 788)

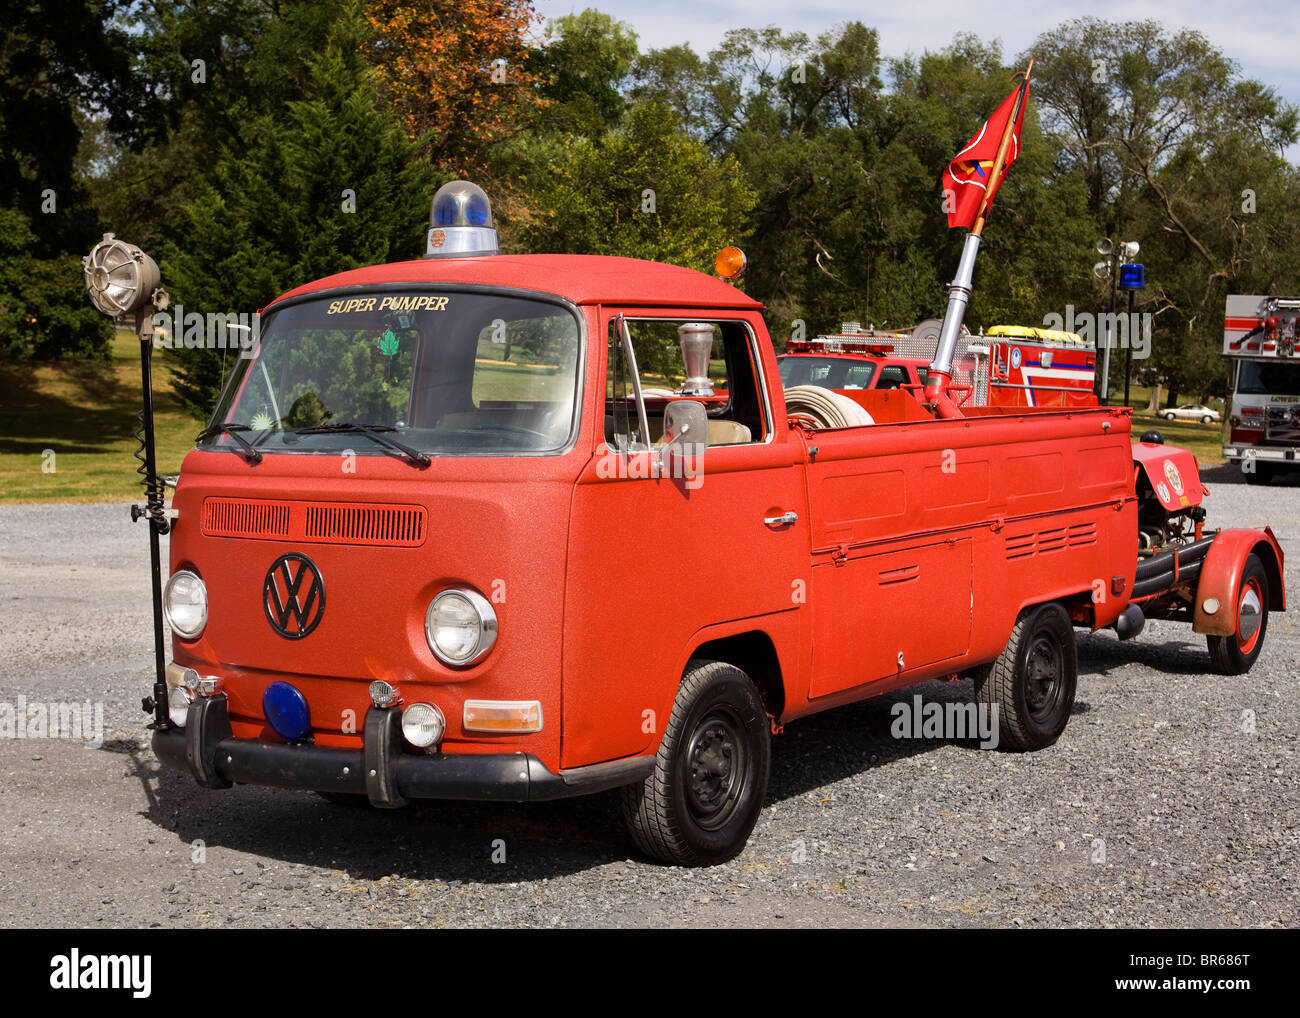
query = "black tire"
(974, 602, 1077, 751)
(620, 659, 770, 866)
(1207, 553, 1269, 675)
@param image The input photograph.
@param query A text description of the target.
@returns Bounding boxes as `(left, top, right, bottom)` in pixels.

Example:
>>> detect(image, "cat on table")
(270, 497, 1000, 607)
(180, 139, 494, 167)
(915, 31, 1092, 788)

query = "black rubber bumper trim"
(151, 716, 653, 803)
(364, 706, 407, 809)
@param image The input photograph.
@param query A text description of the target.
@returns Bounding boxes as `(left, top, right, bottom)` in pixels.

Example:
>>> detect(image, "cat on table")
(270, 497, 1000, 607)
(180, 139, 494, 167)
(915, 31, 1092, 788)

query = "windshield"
(777, 355, 878, 389)
(1236, 360, 1300, 396)
(201, 291, 582, 457)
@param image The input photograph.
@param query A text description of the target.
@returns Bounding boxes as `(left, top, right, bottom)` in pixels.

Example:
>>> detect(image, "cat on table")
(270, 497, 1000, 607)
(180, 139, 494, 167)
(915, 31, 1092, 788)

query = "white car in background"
(1162, 403, 1222, 424)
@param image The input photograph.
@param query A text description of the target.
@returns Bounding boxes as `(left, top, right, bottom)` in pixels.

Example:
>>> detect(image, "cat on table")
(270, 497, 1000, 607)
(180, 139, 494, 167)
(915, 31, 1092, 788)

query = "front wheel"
(1164, 412, 1177, 421)
(1207, 553, 1270, 675)
(974, 602, 1078, 751)
(620, 659, 770, 866)
(1202, 415, 1213, 424)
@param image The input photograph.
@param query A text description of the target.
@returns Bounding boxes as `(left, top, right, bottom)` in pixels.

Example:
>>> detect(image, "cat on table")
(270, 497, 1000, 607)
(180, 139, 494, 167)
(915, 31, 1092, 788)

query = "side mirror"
(656, 400, 707, 486)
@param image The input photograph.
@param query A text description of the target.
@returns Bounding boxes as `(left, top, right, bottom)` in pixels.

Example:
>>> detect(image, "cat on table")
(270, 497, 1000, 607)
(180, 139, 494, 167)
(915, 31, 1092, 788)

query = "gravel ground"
(0, 464, 1296, 928)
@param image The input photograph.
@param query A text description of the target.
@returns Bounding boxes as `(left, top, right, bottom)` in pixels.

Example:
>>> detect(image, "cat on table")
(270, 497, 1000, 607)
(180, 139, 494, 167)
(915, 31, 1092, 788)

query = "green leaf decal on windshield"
(379, 329, 399, 356)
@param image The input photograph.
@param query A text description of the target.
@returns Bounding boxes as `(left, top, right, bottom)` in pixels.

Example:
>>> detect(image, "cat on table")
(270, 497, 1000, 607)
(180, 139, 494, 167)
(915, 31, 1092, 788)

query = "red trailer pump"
(87, 181, 1285, 867)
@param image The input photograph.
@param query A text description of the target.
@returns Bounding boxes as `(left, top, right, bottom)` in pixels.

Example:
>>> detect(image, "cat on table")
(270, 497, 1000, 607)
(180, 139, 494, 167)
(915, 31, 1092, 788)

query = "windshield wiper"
(196, 422, 263, 464)
(292, 422, 431, 468)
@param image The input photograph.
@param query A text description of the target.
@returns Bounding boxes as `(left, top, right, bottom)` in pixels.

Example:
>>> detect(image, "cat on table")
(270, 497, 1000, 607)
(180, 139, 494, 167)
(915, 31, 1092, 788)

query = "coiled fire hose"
(784, 385, 875, 429)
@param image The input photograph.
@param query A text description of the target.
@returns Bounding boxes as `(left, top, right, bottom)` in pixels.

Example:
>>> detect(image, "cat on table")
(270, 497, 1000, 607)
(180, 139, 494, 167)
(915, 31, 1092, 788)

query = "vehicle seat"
(705, 420, 751, 445)
(607, 413, 752, 447)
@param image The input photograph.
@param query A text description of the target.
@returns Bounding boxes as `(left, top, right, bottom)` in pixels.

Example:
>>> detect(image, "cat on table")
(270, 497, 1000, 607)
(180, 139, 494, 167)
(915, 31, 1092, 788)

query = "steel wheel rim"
(1237, 577, 1264, 654)
(684, 707, 748, 831)
(1025, 634, 1064, 724)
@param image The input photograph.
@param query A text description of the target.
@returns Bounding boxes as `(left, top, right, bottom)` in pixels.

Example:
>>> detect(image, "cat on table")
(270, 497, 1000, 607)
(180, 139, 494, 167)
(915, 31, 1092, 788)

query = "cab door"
(560, 308, 807, 768)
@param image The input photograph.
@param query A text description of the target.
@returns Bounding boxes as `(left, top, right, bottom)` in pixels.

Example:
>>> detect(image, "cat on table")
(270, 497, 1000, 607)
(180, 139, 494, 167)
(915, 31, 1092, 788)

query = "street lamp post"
(1093, 238, 1140, 405)
(1125, 287, 1135, 406)
(1119, 260, 1146, 408)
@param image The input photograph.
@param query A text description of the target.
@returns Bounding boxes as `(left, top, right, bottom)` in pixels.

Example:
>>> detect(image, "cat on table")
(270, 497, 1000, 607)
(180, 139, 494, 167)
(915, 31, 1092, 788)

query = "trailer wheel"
(974, 602, 1077, 751)
(1207, 554, 1269, 675)
(620, 659, 770, 866)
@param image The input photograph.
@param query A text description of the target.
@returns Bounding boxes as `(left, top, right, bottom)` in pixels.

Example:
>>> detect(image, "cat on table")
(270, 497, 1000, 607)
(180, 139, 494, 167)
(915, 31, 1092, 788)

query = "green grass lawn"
(1128, 411, 1226, 464)
(1107, 383, 1227, 465)
(0, 330, 198, 503)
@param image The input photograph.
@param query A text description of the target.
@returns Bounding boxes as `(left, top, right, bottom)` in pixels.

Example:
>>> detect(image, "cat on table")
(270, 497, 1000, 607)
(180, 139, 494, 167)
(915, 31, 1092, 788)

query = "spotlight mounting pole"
(132, 305, 171, 730)
(82, 235, 172, 730)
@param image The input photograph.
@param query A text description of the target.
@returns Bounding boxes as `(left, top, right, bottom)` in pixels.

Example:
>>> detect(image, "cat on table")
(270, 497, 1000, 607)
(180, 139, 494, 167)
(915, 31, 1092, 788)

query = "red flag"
(942, 81, 1029, 230)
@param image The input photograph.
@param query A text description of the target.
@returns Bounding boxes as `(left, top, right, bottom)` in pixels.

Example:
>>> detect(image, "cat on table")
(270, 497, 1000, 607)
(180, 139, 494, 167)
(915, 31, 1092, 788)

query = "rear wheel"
(620, 659, 770, 866)
(1164, 412, 1177, 421)
(1207, 553, 1269, 675)
(974, 602, 1077, 751)
(1202, 415, 1213, 424)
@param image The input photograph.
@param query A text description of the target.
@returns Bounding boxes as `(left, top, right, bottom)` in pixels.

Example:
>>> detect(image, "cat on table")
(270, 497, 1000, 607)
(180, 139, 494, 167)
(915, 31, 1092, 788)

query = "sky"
(535, 0, 1300, 161)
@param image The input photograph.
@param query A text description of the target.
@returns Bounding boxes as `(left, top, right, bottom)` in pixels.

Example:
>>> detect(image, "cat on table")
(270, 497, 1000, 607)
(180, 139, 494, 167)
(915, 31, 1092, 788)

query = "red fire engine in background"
(1223, 294, 1300, 483)
(777, 320, 1097, 411)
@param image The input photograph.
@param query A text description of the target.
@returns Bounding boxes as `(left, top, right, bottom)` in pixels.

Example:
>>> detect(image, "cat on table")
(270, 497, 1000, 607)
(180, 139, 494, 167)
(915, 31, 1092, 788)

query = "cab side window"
(605, 318, 767, 448)
(842, 363, 876, 389)
(877, 365, 908, 390)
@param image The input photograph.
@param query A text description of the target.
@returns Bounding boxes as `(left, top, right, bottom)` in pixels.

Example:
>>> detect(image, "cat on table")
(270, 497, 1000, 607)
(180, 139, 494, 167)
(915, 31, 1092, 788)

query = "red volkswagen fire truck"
(144, 183, 1284, 866)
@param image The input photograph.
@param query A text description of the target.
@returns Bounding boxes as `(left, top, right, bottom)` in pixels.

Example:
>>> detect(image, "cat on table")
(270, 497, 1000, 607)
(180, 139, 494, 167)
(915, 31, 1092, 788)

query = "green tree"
(1024, 18, 1299, 404)
(164, 2, 436, 417)
(0, 1, 130, 358)
(536, 9, 639, 136)
(86, 1, 344, 254)
(640, 25, 1072, 343)
(0, 210, 111, 359)
(522, 100, 755, 272)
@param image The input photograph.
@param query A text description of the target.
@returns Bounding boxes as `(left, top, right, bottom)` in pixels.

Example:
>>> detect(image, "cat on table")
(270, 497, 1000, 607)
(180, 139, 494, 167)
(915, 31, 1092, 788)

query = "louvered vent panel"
(1006, 520, 1098, 560)
(303, 504, 425, 546)
(202, 499, 426, 546)
(202, 498, 291, 538)
(1005, 532, 1036, 560)
(1068, 522, 1098, 546)
(1037, 527, 1068, 554)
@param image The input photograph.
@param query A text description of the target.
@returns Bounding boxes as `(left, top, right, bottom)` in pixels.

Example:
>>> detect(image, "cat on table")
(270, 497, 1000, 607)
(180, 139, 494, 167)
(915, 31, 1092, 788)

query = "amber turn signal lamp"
(714, 246, 746, 282)
(463, 700, 543, 734)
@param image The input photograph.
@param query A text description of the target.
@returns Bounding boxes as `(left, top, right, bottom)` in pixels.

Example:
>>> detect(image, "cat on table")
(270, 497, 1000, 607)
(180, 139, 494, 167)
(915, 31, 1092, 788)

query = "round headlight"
(401, 702, 446, 748)
(164, 570, 208, 638)
(425, 588, 497, 666)
(168, 685, 193, 727)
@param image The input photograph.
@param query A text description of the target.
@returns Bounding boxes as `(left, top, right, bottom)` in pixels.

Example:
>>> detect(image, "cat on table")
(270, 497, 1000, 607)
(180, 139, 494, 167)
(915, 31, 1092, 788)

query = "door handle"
(764, 511, 798, 526)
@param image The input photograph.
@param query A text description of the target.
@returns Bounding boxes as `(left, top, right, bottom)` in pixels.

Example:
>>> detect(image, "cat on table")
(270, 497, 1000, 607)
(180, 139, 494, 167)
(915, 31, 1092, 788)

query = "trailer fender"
(1131, 442, 1205, 511)
(1193, 527, 1286, 636)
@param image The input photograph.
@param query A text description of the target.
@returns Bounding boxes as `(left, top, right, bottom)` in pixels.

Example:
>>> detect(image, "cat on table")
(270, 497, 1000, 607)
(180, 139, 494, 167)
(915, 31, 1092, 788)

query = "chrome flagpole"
(926, 60, 1033, 417)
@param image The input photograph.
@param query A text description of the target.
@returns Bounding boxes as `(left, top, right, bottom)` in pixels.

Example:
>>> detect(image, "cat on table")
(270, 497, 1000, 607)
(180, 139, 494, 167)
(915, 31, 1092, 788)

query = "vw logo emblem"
(263, 553, 325, 639)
